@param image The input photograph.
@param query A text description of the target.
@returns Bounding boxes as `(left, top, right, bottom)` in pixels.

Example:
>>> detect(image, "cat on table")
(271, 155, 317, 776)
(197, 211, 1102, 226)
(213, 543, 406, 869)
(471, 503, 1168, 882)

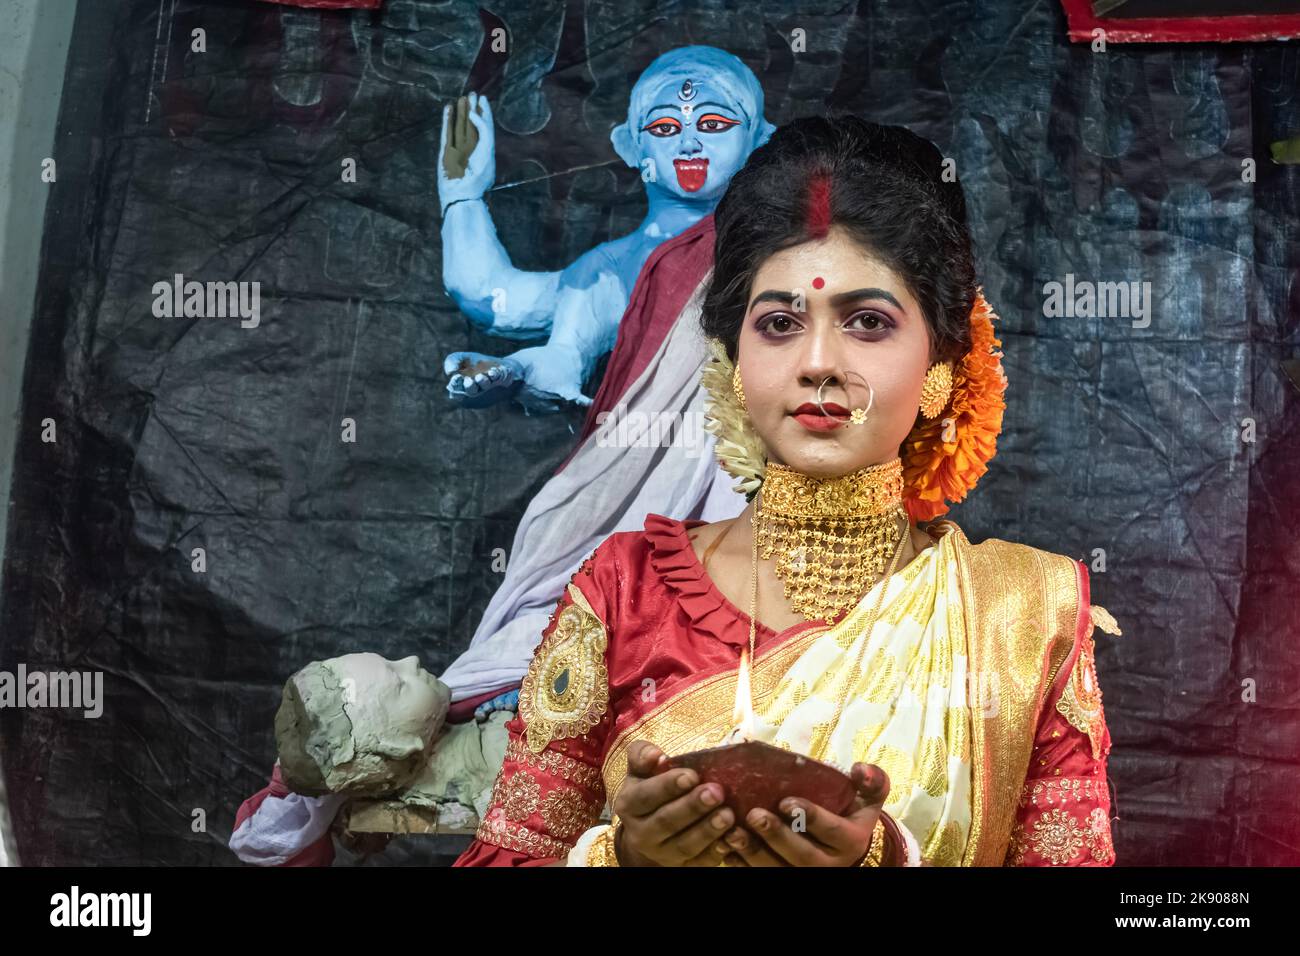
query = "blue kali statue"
(437, 46, 775, 413)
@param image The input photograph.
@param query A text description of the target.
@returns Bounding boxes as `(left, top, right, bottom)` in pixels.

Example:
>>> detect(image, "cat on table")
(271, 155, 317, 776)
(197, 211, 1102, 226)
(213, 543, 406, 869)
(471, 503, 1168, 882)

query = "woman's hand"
(721, 763, 892, 866)
(611, 741, 735, 866)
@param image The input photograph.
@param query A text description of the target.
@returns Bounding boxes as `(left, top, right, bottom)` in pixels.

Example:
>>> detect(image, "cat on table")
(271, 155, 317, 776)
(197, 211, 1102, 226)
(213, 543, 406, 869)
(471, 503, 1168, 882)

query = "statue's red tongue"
(673, 158, 709, 192)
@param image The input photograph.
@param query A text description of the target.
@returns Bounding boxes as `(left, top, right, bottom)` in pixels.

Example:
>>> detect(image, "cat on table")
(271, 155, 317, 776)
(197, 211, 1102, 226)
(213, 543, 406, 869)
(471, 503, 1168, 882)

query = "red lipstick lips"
(790, 402, 849, 432)
(673, 158, 709, 192)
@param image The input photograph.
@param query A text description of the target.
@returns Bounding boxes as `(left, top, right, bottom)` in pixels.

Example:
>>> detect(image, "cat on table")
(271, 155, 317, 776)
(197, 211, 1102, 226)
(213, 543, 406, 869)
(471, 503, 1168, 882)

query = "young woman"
(455, 116, 1119, 867)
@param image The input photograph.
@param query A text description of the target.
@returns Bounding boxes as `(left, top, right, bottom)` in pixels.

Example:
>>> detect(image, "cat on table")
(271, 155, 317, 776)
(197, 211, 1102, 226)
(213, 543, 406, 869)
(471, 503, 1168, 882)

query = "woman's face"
(736, 225, 934, 479)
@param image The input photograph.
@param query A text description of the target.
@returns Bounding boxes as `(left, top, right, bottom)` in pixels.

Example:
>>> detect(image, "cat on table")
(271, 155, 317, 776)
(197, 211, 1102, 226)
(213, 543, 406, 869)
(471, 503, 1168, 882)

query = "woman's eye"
(756, 313, 797, 336)
(847, 311, 890, 333)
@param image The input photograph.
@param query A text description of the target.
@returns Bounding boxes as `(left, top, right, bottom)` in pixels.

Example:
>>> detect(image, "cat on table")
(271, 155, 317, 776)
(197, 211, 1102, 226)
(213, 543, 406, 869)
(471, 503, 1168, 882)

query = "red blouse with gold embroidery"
(454, 513, 1116, 867)
(1004, 623, 1115, 866)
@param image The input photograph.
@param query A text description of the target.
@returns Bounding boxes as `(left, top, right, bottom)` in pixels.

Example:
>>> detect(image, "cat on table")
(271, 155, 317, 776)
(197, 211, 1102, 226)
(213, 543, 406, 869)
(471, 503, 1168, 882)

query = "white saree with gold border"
(585, 519, 1088, 867)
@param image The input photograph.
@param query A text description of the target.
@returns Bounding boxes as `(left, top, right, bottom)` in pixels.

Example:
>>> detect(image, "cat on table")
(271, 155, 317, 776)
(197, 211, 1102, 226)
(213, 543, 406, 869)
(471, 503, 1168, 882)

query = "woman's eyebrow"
(748, 289, 796, 309)
(828, 287, 903, 309)
(746, 287, 904, 311)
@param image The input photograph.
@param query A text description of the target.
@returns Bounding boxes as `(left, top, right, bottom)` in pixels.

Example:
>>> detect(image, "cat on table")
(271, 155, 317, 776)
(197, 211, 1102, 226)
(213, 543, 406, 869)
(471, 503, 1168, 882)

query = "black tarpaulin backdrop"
(1, 0, 1297, 865)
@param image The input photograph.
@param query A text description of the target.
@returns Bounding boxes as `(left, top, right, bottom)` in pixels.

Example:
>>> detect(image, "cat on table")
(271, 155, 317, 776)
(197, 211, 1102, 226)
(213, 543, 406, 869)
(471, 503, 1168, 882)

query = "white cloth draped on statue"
(440, 276, 744, 701)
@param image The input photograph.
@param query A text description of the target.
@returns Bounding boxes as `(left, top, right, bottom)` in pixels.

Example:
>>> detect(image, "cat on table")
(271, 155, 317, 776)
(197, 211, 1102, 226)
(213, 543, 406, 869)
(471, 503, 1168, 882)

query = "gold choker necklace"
(754, 457, 909, 622)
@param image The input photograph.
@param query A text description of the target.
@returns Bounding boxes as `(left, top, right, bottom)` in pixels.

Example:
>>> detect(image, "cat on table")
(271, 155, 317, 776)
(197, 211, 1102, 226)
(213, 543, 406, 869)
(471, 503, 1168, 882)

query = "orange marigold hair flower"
(901, 288, 1007, 522)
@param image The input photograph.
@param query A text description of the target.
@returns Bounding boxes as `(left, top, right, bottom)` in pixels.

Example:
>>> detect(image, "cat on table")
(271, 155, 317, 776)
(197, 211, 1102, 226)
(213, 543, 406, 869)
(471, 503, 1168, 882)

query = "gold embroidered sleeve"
(467, 548, 617, 863)
(518, 580, 610, 753)
(473, 735, 608, 859)
(1005, 625, 1115, 867)
(1005, 777, 1114, 866)
(1056, 631, 1108, 761)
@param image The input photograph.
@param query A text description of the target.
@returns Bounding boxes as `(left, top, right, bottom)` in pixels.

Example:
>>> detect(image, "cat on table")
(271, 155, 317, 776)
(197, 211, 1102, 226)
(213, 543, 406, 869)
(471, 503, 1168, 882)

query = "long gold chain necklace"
(746, 491, 909, 731)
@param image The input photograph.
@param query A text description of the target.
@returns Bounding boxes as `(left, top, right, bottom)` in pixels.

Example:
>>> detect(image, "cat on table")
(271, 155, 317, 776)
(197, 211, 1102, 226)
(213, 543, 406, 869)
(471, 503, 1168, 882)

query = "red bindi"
(812, 276, 825, 289)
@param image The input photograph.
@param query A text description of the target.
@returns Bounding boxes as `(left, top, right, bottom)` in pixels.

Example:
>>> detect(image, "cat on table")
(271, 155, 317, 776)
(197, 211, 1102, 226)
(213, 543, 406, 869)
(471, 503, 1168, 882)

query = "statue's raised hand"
(443, 351, 523, 409)
(438, 92, 495, 216)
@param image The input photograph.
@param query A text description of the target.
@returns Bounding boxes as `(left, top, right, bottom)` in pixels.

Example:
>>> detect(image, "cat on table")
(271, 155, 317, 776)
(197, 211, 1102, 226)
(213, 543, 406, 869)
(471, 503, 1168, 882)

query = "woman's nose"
(797, 322, 844, 390)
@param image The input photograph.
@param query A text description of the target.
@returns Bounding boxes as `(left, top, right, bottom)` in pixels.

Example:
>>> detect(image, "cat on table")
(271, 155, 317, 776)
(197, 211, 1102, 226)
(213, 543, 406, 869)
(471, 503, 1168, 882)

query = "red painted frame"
(1060, 0, 1300, 42)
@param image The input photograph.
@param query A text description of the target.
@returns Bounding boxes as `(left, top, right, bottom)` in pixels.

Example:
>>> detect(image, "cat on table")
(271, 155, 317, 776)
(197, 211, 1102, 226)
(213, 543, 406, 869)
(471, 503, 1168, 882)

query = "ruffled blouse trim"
(643, 512, 821, 649)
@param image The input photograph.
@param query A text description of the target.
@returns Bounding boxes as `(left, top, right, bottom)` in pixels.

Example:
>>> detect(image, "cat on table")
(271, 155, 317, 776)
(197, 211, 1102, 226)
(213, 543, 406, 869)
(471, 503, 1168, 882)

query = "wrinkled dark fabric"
(257, 1, 383, 10)
(1, 0, 1297, 866)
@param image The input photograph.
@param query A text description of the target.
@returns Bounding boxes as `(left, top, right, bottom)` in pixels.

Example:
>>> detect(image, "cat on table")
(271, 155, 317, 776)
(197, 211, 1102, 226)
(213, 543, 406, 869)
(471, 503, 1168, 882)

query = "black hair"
(700, 115, 976, 366)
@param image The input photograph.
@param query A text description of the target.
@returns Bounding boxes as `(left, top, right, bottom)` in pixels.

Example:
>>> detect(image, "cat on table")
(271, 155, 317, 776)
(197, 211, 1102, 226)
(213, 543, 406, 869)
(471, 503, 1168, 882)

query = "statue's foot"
(512, 345, 594, 414)
(443, 352, 524, 409)
(516, 384, 593, 415)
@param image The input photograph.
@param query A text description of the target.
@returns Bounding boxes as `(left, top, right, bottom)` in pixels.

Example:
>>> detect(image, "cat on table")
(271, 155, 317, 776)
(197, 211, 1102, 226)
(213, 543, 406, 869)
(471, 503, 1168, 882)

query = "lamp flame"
(725, 646, 756, 744)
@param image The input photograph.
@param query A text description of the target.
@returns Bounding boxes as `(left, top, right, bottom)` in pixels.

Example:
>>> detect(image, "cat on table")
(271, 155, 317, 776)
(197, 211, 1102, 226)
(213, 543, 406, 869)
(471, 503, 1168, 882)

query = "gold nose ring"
(816, 370, 873, 425)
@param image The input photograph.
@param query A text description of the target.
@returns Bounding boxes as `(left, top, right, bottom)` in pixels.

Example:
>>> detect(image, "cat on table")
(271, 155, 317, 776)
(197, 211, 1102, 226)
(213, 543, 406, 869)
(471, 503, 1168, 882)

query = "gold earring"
(919, 361, 953, 419)
(732, 365, 747, 411)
